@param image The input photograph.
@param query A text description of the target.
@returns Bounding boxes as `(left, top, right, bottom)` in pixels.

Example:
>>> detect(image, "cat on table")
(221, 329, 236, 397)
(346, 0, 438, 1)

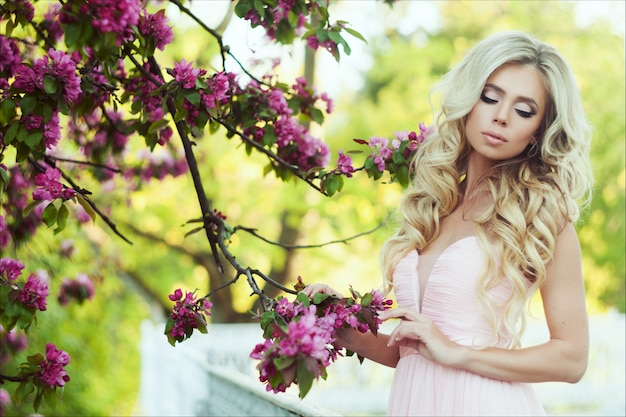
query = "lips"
(482, 131, 507, 145)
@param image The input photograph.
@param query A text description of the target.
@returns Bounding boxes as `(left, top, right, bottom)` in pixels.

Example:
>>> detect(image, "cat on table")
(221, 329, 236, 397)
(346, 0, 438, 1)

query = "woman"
(302, 31, 593, 416)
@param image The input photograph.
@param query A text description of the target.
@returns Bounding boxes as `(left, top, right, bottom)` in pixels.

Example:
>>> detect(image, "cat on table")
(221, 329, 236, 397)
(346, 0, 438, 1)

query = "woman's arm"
(335, 328, 400, 368)
(384, 222, 589, 383)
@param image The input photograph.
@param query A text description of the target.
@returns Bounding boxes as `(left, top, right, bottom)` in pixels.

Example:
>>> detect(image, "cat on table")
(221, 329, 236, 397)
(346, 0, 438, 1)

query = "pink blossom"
(12, 49, 81, 106)
(11, 0, 34, 22)
(0, 258, 25, 282)
(306, 35, 336, 54)
(43, 110, 61, 149)
(337, 150, 354, 177)
(139, 9, 174, 51)
(42, 3, 63, 43)
(0, 216, 9, 249)
(89, 0, 142, 45)
(320, 92, 333, 114)
(0, 388, 10, 412)
(267, 88, 291, 115)
(38, 343, 70, 388)
(32, 167, 66, 201)
(167, 289, 212, 341)
(0, 35, 22, 77)
(0, 325, 28, 364)
(17, 273, 49, 311)
(57, 273, 95, 306)
(22, 113, 43, 130)
(172, 59, 205, 89)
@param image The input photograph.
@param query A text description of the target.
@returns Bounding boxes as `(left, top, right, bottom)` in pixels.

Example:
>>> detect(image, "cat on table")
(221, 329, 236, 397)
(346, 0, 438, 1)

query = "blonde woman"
(303, 31, 593, 416)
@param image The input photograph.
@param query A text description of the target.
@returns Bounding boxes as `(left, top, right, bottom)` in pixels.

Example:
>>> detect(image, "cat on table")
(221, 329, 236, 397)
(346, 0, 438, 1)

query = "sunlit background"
(2, 1, 624, 416)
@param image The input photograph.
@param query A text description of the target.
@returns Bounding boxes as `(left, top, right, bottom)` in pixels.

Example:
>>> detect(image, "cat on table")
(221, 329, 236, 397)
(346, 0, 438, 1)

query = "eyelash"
(480, 94, 536, 119)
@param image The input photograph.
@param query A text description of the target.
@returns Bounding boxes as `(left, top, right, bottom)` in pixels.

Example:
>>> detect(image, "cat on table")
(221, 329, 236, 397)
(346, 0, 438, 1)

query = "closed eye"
(515, 109, 536, 118)
(480, 94, 497, 104)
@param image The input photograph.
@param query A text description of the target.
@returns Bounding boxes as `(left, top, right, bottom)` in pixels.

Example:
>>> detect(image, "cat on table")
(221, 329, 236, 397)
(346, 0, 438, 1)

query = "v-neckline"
(416, 235, 476, 312)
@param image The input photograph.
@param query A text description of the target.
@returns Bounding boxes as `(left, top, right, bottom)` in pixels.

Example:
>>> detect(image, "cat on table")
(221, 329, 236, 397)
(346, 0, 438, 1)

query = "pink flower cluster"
(38, 343, 70, 388)
(242, 0, 308, 41)
(1, 166, 41, 248)
(250, 285, 392, 397)
(81, 0, 141, 45)
(170, 62, 236, 127)
(138, 9, 174, 51)
(367, 123, 434, 172)
(0, 257, 25, 283)
(166, 289, 213, 344)
(124, 62, 166, 123)
(12, 48, 81, 106)
(0, 35, 22, 78)
(336, 150, 355, 177)
(0, 216, 9, 249)
(128, 149, 188, 183)
(172, 59, 205, 89)
(240, 77, 332, 172)
(17, 272, 49, 312)
(0, 325, 28, 364)
(42, 3, 63, 44)
(57, 273, 95, 306)
(4, 0, 34, 22)
(32, 167, 76, 202)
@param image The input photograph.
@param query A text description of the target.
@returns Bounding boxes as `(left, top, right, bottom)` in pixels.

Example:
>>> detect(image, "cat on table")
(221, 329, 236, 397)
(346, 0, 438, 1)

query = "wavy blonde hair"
(380, 31, 593, 348)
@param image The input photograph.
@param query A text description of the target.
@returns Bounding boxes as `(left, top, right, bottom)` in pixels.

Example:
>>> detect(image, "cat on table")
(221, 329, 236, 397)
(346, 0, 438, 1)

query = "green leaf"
(4, 121, 19, 143)
(0, 98, 17, 124)
(15, 380, 35, 405)
(43, 386, 59, 409)
(20, 95, 37, 116)
(322, 173, 342, 196)
(41, 203, 58, 228)
(76, 194, 96, 223)
(360, 292, 373, 307)
(274, 355, 295, 370)
(343, 27, 367, 43)
(63, 22, 81, 48)
(397, 164, 409, 188)
(24, 131, 42, 149)
(27, 353, 44, 366)
(43, 75, 59, 95)
(296, 360, 314, 399)
(54, 203, 69, 234)
(312, 292, 330, 304)
(295, 292, 311, 307)
(147, 119, 169, 134)
(33, 389, 43, 412)
(184, 90, 201, 107)
(309, 107, 324, 124)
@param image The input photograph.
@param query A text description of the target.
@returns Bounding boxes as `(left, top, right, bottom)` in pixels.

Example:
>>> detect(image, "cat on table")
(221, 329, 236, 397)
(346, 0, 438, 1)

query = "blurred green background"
(2, 1, 624, 415)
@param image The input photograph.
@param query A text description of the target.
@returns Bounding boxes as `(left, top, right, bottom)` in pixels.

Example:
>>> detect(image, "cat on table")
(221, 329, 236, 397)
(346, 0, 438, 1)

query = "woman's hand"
(299, 283, 344, 299)
(379, 307, 465, 367)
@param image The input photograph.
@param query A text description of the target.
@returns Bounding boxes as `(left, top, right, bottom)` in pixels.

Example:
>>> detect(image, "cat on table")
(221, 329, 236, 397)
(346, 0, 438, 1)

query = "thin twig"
(234, 217, 390, 249)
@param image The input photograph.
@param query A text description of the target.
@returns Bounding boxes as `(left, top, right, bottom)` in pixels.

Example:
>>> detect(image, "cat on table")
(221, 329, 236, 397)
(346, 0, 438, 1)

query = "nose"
(493, 105, 508, 126)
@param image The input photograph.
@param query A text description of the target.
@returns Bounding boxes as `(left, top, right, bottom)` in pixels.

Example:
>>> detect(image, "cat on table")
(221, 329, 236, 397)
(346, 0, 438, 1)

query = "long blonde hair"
(380, 31, 593, 348)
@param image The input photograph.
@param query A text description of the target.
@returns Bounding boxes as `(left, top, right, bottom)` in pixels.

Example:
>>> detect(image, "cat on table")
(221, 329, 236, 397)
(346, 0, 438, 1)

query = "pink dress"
(387, 236, 546, 416)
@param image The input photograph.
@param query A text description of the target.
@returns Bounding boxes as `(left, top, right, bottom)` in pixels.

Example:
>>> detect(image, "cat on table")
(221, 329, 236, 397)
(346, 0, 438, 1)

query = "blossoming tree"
(0, 0, 430, 411)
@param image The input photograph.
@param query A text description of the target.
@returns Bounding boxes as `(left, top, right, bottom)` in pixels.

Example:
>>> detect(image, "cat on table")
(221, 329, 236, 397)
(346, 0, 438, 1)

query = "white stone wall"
(135, 312, 625, 416)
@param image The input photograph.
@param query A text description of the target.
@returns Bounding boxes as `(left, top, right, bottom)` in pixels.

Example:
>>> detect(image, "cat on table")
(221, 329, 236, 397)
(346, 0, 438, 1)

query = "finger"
(379, 307, 420, 322)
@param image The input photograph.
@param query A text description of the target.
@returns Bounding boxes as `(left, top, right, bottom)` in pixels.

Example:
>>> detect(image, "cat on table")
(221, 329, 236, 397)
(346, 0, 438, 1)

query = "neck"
(463, 152, 495, 195)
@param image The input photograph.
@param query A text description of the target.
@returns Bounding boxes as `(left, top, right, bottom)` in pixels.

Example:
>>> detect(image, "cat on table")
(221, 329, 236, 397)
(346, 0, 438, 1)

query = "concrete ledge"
(200, 364, 342, 416)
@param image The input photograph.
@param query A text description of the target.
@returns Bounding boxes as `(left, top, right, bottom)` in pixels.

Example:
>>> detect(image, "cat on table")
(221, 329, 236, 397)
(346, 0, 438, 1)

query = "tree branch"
(29, 157, 133, 244)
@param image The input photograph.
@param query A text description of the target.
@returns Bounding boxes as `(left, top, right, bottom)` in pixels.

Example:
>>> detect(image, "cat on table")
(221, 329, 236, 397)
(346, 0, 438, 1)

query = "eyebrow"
(484, 83, 539, 109)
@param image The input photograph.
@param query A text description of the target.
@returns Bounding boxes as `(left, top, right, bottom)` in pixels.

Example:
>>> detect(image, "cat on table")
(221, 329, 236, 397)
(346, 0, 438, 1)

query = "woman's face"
(465, 63, 546, 164)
